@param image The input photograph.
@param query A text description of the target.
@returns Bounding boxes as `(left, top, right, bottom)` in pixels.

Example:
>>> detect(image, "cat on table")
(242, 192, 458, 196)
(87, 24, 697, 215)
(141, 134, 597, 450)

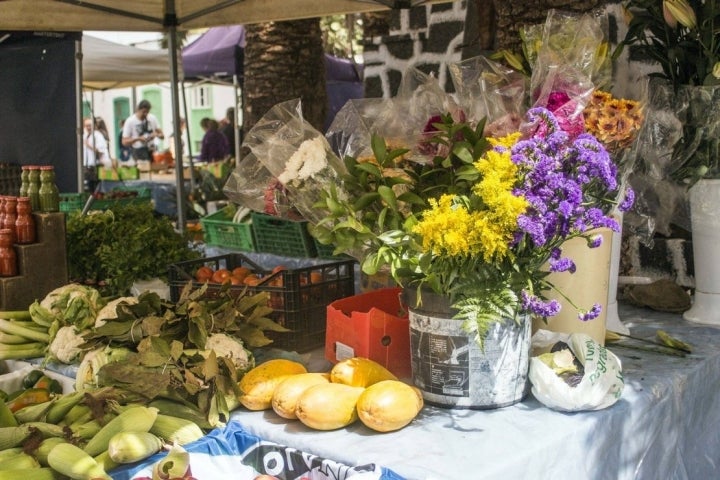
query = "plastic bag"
(448, 55, 528, 136)
(529, 330, 624, 412)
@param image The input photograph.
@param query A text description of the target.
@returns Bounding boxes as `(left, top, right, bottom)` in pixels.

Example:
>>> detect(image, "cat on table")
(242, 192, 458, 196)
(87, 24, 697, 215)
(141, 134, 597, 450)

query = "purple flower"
(521, 291, 562, 317)
(619, 187, 635, 212)
(587, 234, 603, 249)
(549, 256, 576, 273)
(578, 303, 602, 321)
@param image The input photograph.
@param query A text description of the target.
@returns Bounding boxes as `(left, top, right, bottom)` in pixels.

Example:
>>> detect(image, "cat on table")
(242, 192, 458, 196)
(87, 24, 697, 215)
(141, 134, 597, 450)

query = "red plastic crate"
(168, 253, 356, 352)
(325, 287, 411, 379)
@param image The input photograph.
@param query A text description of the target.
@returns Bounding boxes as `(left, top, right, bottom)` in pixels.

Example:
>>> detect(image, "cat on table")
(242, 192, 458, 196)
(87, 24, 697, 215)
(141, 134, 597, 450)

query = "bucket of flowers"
(305, 103, 632, 408)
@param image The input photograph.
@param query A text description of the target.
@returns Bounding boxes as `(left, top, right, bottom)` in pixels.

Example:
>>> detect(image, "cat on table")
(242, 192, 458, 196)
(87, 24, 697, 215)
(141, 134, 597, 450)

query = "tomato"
(211, 268, 232, 284)
(232, 266, 252, 281)
(243, 275, 261, 286)
(310, 271, 323, 283)
(195, 266, 214, 283)
(272, 265, 287, 274)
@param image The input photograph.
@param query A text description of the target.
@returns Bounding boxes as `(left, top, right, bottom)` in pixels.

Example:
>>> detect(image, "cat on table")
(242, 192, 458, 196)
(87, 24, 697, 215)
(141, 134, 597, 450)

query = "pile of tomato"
(193, 265, 290, 287)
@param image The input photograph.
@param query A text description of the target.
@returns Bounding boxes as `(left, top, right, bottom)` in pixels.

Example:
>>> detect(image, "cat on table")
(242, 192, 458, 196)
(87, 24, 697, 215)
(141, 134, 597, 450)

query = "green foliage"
(66, 204, 201, 296)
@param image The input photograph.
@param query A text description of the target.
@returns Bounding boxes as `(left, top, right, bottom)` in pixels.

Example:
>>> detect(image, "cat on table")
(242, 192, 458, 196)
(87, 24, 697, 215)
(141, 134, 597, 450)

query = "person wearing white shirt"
(83, 118, 112, 168)
(121, 99, 164, 161)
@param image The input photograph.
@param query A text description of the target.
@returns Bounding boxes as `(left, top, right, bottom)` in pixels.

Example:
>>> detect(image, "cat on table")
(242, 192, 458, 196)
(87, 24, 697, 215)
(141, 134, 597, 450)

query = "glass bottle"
(0, 229, 17, 277)
(27, 166, 41, 212)
(0, 197, 6, 231)
(19, 166, 30, 197)
(38, 166, 60, 213)
(15, 197, 35, 244)
(3, 197, 16, 244)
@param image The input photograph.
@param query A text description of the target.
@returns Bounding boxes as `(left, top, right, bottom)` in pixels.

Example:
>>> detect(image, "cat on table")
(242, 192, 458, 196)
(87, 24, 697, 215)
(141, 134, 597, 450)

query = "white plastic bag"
(529, 330, 624, 412)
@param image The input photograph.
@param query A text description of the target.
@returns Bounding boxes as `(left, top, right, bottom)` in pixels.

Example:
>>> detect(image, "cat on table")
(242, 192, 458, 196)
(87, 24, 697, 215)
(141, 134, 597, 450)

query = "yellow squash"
(271, 373, 330, 420)
(330, 357, 397, 388)
(357, 380, 423, 432)
(295, 382, 365, 430)
(238, 359, 307, 411)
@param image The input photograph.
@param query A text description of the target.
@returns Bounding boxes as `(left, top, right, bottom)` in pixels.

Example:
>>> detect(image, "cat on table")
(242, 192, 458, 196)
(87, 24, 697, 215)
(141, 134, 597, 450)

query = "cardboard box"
(325, 287, 411, 379)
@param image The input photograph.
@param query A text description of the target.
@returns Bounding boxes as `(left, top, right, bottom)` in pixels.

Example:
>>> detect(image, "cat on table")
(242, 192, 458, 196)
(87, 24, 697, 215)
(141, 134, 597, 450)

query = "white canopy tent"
(0, 0, 453, 229)
(82, 35, 172, 90)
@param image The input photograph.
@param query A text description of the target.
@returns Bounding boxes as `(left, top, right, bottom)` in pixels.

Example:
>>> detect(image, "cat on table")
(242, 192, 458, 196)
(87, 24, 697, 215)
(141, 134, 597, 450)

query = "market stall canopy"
(0, 0, 451, 32)
(83, 35, 174, 90)
(182, 25, 244, 81)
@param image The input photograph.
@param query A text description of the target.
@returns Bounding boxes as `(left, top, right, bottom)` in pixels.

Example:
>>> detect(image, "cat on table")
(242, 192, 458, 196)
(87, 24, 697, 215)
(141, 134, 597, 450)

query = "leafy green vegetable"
(66, 204, 202, 296)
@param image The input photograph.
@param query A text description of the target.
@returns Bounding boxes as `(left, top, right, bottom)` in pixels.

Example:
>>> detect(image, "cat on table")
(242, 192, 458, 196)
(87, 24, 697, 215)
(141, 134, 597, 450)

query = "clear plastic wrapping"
(449, 55, 528, 137)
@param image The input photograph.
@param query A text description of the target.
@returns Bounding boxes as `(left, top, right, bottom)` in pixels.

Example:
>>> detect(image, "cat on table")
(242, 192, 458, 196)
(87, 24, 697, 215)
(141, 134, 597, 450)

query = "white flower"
(278, 136, 328, 184)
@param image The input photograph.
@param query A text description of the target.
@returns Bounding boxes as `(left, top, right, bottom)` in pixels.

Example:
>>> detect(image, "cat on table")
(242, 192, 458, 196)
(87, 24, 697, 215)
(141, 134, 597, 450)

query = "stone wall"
(362, 2, 467, 98)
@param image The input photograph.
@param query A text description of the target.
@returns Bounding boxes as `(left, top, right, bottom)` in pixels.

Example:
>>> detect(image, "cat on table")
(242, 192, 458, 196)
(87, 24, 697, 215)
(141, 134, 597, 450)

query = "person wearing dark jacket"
(219, 106, 237, 159)
(199, 117, 229, 162)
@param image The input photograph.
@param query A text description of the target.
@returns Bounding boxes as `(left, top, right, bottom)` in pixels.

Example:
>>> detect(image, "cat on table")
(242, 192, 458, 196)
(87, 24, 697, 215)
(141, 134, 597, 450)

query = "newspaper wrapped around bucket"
(529, 330, 623, 412)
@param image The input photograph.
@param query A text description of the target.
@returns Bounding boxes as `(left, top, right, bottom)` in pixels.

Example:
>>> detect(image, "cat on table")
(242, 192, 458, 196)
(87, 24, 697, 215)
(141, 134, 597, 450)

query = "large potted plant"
(620, 0, 720, 324)
(309, 106, 632, 408)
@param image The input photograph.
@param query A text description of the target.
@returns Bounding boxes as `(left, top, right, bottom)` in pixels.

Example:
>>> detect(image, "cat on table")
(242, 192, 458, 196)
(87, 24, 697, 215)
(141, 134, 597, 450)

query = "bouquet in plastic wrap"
(373, 67, 465, 161)
(223, 99, 346, 222)
(449, 55, 528, 137)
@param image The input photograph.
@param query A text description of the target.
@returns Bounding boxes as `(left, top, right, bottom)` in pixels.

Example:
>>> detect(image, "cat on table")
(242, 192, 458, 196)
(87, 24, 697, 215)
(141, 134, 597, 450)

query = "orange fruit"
(243, 275, 261, 286)
(195, 266, 214, 283)
(310, 271, 323, 284)
(229, 276, 243, 286)
(272, 265, 287, 274)
(211, 268, 232, 284)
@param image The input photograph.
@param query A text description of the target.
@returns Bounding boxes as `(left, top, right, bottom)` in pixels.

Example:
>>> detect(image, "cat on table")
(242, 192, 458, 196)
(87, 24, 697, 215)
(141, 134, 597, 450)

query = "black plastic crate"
(168, 253, 356, 352)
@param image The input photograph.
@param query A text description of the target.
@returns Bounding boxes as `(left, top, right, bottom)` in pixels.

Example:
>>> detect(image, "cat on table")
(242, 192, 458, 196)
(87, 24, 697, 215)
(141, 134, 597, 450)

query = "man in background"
(121, 99, 164, 161)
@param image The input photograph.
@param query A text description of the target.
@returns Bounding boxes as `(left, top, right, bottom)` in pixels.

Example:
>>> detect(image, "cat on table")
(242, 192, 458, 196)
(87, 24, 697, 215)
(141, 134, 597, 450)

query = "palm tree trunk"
(243, 19, 326, 133)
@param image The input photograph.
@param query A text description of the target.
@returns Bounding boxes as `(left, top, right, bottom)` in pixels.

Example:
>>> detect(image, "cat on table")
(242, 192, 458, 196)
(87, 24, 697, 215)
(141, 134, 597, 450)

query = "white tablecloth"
(230, 304, 720, 480)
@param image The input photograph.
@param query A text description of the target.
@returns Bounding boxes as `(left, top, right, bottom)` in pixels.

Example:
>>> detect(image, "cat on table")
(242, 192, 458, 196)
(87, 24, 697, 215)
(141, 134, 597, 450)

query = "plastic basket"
(59, 186, 152, 213)
(97, 166, 140, 181)
(200, 207, 256, 252)
(251, 212, 317, 258)
(59, 193, 89, 213)
(168, 253, 356, 352)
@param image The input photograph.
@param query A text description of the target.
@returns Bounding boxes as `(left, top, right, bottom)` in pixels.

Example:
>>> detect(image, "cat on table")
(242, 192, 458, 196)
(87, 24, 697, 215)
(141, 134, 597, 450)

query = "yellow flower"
(663, 0, 697, 29)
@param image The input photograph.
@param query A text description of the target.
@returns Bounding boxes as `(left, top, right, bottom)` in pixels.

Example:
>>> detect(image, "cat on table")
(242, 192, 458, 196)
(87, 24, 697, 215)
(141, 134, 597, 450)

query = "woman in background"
(199, 117, 229, 163)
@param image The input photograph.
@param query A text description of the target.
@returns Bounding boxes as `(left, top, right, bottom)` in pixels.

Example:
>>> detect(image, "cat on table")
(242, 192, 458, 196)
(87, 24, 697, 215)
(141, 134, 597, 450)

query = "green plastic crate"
(60, 186, 151, 213)
(200, 207, 256, 252)
(251, 212, 318, 258)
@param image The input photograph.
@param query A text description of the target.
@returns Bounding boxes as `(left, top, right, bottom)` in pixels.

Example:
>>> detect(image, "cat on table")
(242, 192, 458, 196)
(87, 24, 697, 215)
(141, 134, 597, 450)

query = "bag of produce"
(529, 330, 623, 412)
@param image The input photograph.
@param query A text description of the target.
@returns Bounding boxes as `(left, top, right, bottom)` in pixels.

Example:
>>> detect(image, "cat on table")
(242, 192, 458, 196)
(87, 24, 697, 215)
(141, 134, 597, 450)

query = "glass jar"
(38, 166, 60, 213)
(0, 228, 17, 277)
(3, 196, 16, 244)
(19, 166, 30, 197)
(27, 166, 41, 212)
(15, 197, 35, 244)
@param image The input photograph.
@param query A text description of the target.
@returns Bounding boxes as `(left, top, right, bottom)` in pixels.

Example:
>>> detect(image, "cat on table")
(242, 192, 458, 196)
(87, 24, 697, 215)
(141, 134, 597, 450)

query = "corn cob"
(149, 398, 213, 429)
(45, 392, 84, 425)
(93, 450, 119, 473)
(14, 399, 57, 424)
(47, 442, 112, 480)
(83, 405, 158, 457)
(34, 437, 67, 467)
(70, 419, 103, 440)
(107, 431, 163, 464)
(0, 447, 23, 462)
(0, 398, 17, 427)
(0, 425, 33, 449)
(23, 422, 67, 439)
(150, 414, 204, 445)
(0, 468, 57, 480)
(0, 451, 40, 470)
(61, 404, 91, 426)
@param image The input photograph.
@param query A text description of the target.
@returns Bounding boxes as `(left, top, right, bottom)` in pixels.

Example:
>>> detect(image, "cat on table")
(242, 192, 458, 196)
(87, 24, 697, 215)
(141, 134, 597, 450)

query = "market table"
(230, 304, 720, 480)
